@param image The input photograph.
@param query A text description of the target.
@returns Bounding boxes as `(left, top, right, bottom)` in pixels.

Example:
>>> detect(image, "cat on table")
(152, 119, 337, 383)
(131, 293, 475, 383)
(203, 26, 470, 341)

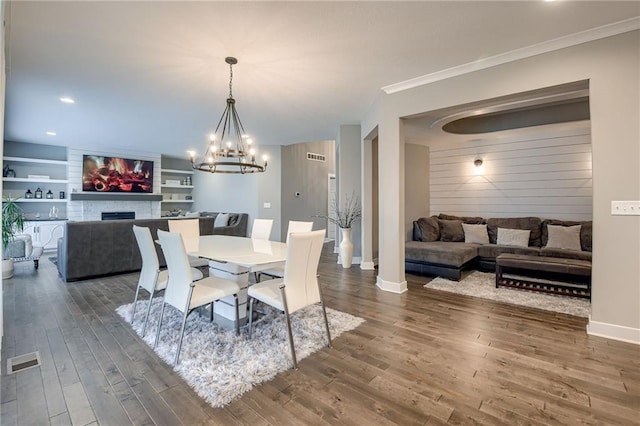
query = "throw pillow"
(214, 213, 230, 227)
(184, 211, 200, 218)
(462, 223, 489, 244)
(545, 224, 582, 251)
(438, 219, 464, 242)
(497, 228, 530, 247)
(414, 216, 440, 242)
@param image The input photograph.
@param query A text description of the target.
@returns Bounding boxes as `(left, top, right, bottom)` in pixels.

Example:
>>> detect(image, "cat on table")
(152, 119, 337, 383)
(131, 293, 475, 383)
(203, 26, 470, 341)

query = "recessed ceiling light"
(46, 131, 57, 136)
(59, 97, 75, 104)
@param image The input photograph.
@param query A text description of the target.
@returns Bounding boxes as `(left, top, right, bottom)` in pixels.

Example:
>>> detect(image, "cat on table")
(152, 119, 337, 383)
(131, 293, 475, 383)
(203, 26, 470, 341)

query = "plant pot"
(2, 258, 14, 279)
(339, 228, 353, 268)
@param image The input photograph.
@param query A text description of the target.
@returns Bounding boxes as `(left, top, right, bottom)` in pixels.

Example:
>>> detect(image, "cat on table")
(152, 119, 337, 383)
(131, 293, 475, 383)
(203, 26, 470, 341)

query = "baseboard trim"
(376, 276, 407, 294)
(360, 261, 376, 270)
(587, 316, 640, 345)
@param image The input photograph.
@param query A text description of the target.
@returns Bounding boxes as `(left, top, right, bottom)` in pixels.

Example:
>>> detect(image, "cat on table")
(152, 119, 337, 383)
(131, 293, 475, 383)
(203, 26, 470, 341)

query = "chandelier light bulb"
(209, 134, 216, 142)
(249, 148, 256, 156)
(187, 150, 196, 158)
(247, 138, 253, 145)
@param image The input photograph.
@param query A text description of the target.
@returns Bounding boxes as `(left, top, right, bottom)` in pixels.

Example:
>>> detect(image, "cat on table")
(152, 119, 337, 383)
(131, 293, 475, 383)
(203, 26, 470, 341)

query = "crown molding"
(382, 17, 640, 95)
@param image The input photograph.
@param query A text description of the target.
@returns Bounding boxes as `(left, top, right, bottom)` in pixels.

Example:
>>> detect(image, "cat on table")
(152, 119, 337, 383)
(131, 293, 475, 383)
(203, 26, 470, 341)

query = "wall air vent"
(307, 152, 326, 162)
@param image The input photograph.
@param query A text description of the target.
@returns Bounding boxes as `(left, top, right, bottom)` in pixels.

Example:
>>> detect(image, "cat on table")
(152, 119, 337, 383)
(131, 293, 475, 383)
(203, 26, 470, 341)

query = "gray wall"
(337, 125, 362, 259)
(404, 143, 429, 241)
(281, 140, 335, 241)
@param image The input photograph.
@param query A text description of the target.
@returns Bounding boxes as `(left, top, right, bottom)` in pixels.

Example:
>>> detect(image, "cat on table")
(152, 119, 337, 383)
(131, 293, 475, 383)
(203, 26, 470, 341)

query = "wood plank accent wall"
(67, 147, 161, 221)
(429, 124, 592, 221)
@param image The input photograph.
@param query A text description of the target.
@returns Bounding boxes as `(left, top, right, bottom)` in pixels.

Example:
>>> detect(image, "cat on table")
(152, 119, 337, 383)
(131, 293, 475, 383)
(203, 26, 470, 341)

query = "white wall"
(429, 122, 592, 220)
(363, 31, 640, 342)
(1, 0, 6, 347)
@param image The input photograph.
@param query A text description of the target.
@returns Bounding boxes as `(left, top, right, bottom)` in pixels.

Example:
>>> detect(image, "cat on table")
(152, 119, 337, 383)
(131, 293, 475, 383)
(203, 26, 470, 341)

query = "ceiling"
(4, 1, 639, 157)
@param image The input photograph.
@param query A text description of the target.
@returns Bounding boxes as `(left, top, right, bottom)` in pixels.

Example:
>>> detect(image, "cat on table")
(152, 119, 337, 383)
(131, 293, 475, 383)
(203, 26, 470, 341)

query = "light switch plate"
(263, 202, 271, 209)
(611, 200, 640, 216)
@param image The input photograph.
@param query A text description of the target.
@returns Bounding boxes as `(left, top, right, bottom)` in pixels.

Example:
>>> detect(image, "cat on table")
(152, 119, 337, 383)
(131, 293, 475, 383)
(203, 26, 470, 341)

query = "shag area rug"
(116, 299, 364, 407)
(424, 271, 591, 317)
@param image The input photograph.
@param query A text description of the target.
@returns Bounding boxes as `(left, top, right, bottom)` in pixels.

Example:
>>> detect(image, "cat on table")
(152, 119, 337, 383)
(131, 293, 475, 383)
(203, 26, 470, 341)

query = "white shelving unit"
(3, 156, 69, 204)
(160, 167, 194, 205)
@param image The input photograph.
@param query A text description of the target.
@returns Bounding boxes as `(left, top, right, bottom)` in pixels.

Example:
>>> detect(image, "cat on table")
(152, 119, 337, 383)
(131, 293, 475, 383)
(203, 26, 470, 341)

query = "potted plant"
(2, 195, 25, 279)
(317, 192, 361, 268)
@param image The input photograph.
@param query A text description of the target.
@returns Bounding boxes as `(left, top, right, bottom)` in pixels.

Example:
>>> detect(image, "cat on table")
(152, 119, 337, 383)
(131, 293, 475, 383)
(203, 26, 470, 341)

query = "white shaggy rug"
(424, 271, 591, 318)
(116, 299, 364, 408)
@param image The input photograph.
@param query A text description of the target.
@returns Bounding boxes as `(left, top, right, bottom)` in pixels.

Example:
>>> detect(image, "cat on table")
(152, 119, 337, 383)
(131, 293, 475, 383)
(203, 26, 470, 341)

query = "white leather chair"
(248, 229, 331, 369)
(156, 230, 241, 366)
(131, 225, 203, 336)
(251, 218, 273, 240)
(168, 218, 209, 268)
(258, 220, 313, 281)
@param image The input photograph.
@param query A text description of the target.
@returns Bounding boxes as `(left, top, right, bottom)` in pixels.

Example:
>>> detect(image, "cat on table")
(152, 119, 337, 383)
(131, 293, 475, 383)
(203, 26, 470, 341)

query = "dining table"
(182, 235, 288, 327)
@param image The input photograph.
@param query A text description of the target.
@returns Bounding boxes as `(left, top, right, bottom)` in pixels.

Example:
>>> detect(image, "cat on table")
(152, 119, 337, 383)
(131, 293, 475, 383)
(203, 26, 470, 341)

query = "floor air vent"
(7, 351, 41, 374)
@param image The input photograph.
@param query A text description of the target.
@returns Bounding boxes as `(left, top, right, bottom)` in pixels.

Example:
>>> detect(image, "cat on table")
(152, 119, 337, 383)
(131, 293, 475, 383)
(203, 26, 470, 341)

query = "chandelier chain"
(228, 62, 233, 98)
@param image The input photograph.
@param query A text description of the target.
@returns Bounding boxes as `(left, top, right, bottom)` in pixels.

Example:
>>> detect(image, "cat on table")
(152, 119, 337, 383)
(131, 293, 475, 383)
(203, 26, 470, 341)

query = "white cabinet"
(23, 220, 66, 252)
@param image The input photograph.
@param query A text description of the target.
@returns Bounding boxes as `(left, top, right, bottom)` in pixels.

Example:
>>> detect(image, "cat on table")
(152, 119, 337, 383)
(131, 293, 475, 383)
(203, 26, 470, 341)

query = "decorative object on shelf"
(46, 190, 53, 199)
(166, 179, 181, 185)
(315, 192, 362, 269)
(186, 176, 192, 186)
(49, 206, 59, 219)
(188, 57, 268, 175)
(2, 195, 25, 279)
(59, 191, 65, 199)
(35, 188, 43, 199)
(25, 189, 33, 199)
(3, 165, 16, 178)
(28, 174, 49, 179)
(185, 195, 193, 200)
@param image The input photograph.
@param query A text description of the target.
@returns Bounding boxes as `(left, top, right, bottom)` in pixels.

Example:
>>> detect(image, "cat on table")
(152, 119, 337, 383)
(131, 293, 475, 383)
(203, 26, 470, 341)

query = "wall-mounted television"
(82, 155, 153, 193)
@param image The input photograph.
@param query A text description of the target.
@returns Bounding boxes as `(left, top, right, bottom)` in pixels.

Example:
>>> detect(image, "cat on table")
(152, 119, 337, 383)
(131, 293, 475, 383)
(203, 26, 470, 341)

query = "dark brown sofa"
(406, 213, 592, 281)
(57, 213, 248, 282)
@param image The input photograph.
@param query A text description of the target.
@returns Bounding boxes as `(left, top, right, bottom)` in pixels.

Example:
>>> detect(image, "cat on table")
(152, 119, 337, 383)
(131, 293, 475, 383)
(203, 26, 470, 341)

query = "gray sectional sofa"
(405, 213, 592, 281)
(57, 213, 248, 282)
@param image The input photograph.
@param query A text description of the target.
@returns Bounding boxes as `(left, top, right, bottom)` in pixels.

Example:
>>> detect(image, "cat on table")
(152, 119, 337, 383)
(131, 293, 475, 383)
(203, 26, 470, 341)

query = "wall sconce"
(473, 158, 484, 176)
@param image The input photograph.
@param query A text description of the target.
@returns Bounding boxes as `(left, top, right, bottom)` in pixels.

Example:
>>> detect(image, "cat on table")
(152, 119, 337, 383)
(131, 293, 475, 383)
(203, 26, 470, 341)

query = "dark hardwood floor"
(2, 246, 639, 425)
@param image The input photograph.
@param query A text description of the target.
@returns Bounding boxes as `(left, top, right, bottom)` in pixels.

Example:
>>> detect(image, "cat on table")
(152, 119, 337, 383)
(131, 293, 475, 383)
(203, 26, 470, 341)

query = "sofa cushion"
(497, 228, 530, 247)
(545, 224, 582, 251)
(438, 219, 464, 242)
(540, 247, 592, 261)
(214, 213, 230, 227)
(413, 216, 440, 242)
(478, 244, 541, 258)
(487, 217, 542, 247)
(405, 241, 480, 267)
(462, 223, 489, 244)
(439, 213, 485, 224)
(541, 219, 592, 252)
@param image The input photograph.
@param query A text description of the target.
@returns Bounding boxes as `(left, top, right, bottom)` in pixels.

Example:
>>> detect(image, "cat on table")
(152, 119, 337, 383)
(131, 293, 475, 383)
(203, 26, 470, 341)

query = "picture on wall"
(82, 155, 153, 193)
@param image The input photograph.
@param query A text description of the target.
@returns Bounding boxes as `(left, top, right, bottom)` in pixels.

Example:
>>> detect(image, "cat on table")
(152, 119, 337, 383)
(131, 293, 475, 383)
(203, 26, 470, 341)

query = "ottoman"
(495, 253, 591, 299)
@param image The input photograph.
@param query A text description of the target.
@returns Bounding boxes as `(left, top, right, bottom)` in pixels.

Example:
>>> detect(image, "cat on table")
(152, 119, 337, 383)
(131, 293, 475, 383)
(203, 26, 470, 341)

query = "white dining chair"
(168, 218, 209, 268)
(251, 218, 273, 240)
(248, 229, 331, 369)
(257, 220, 313, 281)
(156, 230, 241, 366)
(131, 225, 204, 337)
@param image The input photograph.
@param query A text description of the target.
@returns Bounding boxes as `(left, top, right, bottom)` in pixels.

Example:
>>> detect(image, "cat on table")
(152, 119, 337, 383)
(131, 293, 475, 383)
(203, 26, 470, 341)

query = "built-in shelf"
(3, 156, 68, 166)
(11, 199, 68, 203)
(161, 200, 194, 203)
(160, 168, 194, 175)
(3, 177, 68, 184)
(70, 193, 163, 201)
(161, 184, 193, 189)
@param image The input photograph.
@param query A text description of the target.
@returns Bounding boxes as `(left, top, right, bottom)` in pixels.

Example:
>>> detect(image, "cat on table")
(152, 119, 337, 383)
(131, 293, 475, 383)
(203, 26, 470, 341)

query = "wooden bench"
(495, 253, 591, 299)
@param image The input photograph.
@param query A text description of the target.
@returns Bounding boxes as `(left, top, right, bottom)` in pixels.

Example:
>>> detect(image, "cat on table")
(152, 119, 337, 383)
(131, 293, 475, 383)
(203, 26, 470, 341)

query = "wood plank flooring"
(2, 246, 639, 425)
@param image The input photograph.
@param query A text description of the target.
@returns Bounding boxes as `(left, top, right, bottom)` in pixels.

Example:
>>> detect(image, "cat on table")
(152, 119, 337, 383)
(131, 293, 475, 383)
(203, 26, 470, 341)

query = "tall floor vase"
(339, 228, 353, 268)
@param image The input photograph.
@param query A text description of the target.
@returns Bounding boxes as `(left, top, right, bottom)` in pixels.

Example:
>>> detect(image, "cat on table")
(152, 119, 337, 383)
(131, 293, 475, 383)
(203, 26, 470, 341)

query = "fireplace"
(101, 211, 135, 220)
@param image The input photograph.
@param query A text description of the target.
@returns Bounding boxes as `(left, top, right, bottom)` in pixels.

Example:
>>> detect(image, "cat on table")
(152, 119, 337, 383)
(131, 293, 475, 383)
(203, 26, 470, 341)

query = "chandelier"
(188, 57, 267, 174)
